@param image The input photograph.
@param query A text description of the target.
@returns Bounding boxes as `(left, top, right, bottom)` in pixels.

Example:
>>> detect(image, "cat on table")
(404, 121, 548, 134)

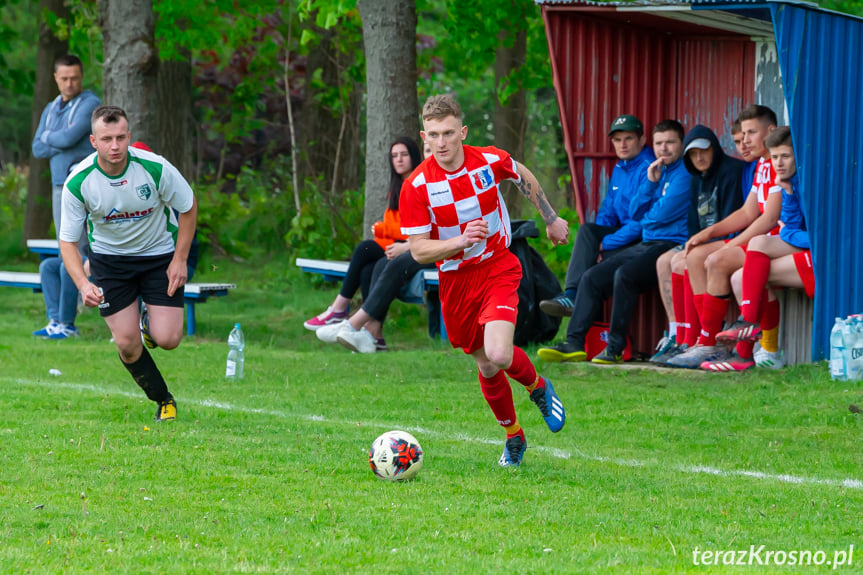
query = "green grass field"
(1, 258, 862, 574)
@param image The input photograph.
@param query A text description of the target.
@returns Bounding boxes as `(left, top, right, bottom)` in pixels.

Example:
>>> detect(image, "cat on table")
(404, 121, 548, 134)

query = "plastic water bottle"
(848, 317, 863, 381)
(830, 318, 847, 381)
(226, 323, 245, 380)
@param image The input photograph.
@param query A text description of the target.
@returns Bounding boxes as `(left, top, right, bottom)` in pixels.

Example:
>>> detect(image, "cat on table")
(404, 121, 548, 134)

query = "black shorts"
(89, 251, 184, 317)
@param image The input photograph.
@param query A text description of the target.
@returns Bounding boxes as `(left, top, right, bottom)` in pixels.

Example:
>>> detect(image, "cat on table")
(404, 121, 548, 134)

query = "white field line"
(13, 378, 863, 491)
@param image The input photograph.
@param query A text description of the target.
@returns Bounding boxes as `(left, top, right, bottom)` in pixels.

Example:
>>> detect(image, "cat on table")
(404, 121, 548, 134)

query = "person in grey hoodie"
(31, 54, 101, 339)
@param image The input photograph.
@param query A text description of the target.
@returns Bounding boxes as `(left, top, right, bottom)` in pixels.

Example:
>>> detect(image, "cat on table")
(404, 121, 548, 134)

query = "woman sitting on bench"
(303, 137, 428, 352)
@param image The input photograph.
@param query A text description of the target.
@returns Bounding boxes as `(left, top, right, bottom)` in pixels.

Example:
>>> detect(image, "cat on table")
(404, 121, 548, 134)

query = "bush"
(0, 164, 28, 260)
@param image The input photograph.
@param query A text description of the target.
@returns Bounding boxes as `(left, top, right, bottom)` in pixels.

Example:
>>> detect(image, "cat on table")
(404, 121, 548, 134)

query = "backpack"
(508, 220, 562, 346)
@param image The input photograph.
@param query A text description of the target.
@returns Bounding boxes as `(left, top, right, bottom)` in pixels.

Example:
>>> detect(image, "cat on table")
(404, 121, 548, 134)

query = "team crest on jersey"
(470, 166, 494, 191)
(136, 184, 152, 200)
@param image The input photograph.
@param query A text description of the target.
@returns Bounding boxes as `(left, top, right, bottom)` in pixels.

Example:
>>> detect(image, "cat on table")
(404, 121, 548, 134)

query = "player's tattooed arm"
(515, 161, 570, 247)
(514, 161, 557, 225)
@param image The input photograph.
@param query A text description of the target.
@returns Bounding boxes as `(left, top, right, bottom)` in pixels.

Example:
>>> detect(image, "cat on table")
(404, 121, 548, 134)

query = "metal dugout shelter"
(537, 0, 863, 361)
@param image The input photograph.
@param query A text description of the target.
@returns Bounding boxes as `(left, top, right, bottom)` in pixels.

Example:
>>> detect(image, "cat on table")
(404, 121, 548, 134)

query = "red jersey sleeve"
(399, 171, 433, 236)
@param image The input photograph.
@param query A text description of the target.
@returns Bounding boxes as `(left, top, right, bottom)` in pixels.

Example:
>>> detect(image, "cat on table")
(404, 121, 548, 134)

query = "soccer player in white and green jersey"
(59, 105, 198, 422)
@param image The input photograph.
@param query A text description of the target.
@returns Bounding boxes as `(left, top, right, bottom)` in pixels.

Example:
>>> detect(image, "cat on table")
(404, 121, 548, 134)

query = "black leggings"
(340, 239, 387, 302)
(362, 251, 435, 322)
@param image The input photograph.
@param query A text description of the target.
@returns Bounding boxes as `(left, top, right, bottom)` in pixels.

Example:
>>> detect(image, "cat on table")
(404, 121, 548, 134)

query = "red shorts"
(792, 250, 815, 298)
(438, 250, 521, 354)
(723, 238, 748, 254)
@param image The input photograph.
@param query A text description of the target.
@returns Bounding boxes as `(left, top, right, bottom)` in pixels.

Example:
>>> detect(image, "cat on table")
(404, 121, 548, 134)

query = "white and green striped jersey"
(59, 147, 194, 256)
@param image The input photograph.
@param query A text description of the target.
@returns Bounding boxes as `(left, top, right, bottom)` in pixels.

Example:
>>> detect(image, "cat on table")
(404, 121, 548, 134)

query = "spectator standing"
(31, 54, 101, 339)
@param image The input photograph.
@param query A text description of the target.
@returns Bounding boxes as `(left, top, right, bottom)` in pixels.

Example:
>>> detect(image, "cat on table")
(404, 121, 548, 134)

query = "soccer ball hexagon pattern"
(368, 430, 423, 481)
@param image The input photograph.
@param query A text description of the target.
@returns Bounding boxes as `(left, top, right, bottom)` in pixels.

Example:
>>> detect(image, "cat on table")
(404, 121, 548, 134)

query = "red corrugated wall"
(543, 7, 756, 355)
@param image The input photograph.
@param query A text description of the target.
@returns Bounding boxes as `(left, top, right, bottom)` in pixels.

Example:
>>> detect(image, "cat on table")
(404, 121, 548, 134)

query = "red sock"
(684, 271, 701, 347)
(736, 340, 754, 359)
(691, 294, 705, 346)
(760, 295, 780, 330)
(741, 251, 771, 323)
(699, 294, 730, 346)
(505, 346, 539, 388)
(672, 272, 686, 341)
(479, 370, 516, 428)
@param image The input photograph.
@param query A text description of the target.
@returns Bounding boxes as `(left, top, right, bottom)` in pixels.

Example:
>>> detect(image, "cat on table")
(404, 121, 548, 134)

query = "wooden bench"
(0, 270, 234, 337)
(295, 257, 445, 340)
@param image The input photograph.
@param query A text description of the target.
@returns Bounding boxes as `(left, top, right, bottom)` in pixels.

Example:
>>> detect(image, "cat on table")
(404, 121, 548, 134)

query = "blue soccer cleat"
(498, 433, 527, 467)
(530, 377, 565, 432)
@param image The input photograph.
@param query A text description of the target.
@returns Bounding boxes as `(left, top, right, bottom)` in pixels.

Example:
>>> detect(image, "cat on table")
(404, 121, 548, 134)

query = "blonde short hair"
(422, 94, 462, 123)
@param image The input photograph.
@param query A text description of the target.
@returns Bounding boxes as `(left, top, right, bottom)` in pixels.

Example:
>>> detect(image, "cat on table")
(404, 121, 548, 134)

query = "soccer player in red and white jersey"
(718, 127, 813, 370)
(400, 94, 570, 467)
(668, 105, 782, 369)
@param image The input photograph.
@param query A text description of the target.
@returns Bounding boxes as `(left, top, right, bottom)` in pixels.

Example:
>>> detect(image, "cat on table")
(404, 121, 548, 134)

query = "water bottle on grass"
(830, 318, 847, 381)
(226, 323, 245, 380)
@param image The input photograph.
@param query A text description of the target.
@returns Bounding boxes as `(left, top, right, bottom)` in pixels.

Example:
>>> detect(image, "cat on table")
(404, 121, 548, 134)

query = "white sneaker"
(316, 320, 348, 344)
(337, 325, 377, 354)
(754, 347, 785, 369)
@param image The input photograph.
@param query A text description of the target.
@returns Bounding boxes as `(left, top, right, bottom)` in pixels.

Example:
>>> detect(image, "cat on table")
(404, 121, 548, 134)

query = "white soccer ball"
(368, 430, 423, 481)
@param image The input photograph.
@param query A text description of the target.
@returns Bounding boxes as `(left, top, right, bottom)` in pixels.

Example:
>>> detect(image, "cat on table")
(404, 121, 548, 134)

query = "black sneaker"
(155, 398, 177, 422)
(591, 347, 624, 364)
(498, 433, 527, 467)
(537, 340, 587, 363)
(539, 294, 575, 317)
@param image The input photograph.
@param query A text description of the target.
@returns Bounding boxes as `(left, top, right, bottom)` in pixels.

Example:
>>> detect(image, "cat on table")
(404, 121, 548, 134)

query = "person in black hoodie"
(650, 125, 745, 365)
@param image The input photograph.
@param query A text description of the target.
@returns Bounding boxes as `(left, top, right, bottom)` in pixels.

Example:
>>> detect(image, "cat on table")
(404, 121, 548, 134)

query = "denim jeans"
(40, 256, 81, 325)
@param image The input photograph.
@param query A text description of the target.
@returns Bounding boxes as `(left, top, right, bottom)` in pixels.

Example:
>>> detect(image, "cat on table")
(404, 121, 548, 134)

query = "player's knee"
(747, 235, 769, 253)
(485, 345, 513, 371)
(115, 339, 142, 363)
(730, 269, 743, 292)
(158, 332, 183, 350)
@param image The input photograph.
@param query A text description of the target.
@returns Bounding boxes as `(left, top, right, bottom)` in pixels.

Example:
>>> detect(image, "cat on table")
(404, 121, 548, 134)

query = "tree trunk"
(157, 55, 193, 178)
(358, 0, 419, 237)
(24, 0, 69, 241)
(99, 0, 158, 146)
(494, 15, 527, 217)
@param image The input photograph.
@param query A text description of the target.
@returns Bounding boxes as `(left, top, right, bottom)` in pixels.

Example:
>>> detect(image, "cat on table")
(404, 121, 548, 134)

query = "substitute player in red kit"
(400, 94, 570, 467)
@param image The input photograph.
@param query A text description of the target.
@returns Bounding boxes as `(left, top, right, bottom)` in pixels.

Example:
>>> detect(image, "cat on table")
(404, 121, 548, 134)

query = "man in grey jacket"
(31, 54, 101, 339)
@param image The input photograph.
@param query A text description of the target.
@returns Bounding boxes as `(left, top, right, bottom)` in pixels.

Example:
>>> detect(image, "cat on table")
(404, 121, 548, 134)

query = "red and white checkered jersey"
(749, 157, 781, 235)
(399, 145, 520, 273)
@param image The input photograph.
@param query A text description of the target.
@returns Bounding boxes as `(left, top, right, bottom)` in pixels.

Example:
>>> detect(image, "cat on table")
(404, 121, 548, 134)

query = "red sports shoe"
(303, 307, 348, 331)
(716, 320, 762, 343)
(700, 352, 755, 372)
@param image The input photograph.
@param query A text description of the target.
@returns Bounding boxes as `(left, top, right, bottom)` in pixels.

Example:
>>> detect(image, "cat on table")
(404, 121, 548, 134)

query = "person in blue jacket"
(31, 54, 101, 339)
(538, 120, 689, 363)
(718, 126, 812, 370)
(539, 114, 654, 318)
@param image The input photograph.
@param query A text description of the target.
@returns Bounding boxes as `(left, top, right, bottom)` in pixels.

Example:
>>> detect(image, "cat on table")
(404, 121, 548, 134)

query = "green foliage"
(527, 206, 580, 278)
(285, 178, 365, 261)
(0, 164, 28, 259)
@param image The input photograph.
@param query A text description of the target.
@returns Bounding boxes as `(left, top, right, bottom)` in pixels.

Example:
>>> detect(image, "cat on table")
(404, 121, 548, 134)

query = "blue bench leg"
(440, 308, 447, 341)
(186, 302, 196, 336)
